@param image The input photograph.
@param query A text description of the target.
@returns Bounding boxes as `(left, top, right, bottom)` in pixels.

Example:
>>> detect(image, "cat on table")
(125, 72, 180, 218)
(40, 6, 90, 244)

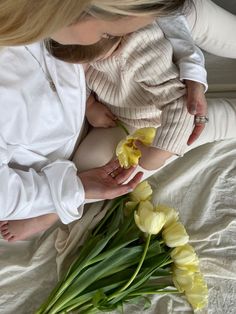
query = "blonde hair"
(0, 0, 191, 46)
(0, 0, 90, 46)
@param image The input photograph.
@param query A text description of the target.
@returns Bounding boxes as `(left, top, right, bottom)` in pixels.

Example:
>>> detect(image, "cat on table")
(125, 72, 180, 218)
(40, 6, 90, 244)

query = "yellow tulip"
(185, 272, 208, 310)
(170, 244, 199, 272)
(124, 201, 138, 216)
(130, 181, 153, 202)
(162, 221, 189, 247)
(156, 204, 179, 227)
(116, 136, 141, 169)
(172, 265, 195, 292)
(134, 200, 166, 235)
(116, 127, 156, 168)
(132, 128, 156, 146)
(124, 181, 153, 216)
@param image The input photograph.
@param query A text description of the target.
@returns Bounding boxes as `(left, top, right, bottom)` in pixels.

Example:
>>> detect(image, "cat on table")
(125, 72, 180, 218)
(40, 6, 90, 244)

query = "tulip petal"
(162, 221, 189, 248)
(134, 201, 166, 235)
(130, 181, 153, 202)
(171, 244, 199, 272)
(116, 128, 156, 168)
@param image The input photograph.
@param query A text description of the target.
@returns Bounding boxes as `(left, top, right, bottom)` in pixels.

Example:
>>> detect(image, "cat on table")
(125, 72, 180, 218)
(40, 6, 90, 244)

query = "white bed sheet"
(1, 137, 236, 314)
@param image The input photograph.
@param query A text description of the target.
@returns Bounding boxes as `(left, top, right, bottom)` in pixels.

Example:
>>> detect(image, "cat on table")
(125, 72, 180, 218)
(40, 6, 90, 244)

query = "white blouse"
(0, 43, 86, 224)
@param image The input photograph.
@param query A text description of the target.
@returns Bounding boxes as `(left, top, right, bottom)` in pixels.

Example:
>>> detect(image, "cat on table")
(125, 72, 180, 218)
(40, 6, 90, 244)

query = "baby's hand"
(135, 141, 174, 170)
(185, 80, 208, 145)
(86, 95, 117, 128)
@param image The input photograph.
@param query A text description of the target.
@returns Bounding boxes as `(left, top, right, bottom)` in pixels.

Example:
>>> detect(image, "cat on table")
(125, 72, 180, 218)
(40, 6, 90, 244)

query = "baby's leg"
(187, 0, 236, 58)
(73, 126, 126, 172)
(129, 98, 236, 181)
(0, 214, 58, 242)
(185, 98, 236, 152)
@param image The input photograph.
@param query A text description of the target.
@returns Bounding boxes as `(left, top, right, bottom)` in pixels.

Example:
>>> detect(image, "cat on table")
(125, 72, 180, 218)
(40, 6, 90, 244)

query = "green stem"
(108, 233, 152, 300)
(159, 259, 173, 268)
(129, 289, 179, 296)
(116, 120, 129, 136)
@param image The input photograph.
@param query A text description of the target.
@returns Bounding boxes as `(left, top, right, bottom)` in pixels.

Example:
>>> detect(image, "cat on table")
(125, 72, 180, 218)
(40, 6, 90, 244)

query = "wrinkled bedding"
(1, 136, 236, 314)
(1, 45, 236, 314)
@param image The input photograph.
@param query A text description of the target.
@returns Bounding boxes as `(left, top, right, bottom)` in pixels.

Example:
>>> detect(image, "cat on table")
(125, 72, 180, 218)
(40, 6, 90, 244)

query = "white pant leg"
(185, 98, 236, 152)
(125, 98, 236, 184)
(186, 0, 236, 58)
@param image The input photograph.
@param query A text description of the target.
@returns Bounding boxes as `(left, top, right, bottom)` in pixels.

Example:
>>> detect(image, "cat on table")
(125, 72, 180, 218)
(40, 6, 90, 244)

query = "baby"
(49, 16, 207, 172)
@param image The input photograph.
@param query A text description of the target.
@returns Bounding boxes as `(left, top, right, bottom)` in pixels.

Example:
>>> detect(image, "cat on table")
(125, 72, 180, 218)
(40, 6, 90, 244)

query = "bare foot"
(0, 214, 59, 242)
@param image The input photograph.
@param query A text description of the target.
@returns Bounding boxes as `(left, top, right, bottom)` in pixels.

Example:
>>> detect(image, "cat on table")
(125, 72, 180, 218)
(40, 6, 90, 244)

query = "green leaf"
(107, 253, 170, 306)
(87, 233, 140, 267)
(151, 268, 171, 277)
(42, 229, 118, 313)
(93, 197, 125, 236)
(92, 289, 107, 307)
(48, 246, 144, 313)
(84, 269, 135, 293)
(105, 199, 124, 236)
(107, 208, 137, 248)
(143, 296, 152, 310)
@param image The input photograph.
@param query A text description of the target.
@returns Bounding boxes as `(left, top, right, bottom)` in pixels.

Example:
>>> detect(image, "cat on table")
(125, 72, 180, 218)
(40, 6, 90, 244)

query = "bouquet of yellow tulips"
(36, 181, 208, 314)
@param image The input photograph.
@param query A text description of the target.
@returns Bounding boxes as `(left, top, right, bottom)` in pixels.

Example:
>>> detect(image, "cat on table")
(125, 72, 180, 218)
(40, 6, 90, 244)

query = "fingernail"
(127, 188, 133, 193)
(190, 106, 197, 114)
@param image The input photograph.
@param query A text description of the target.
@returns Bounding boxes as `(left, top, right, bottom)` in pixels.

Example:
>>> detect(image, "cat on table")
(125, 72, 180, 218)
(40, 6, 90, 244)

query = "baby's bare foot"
(0, 214, 58, 242)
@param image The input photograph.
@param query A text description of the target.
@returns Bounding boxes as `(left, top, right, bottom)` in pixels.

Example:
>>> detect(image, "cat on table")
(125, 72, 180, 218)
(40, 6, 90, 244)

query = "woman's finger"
(114, 166, 139, 184)
(108, 171, 143, 199)
(103, 159, 120, 174)
(187, 124, 205, 145)
(187, 101, 197, 115)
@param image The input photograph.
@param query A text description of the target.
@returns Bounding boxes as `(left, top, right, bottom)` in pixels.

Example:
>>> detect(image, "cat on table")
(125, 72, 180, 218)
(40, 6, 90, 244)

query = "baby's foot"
(0, 214, 58, 242)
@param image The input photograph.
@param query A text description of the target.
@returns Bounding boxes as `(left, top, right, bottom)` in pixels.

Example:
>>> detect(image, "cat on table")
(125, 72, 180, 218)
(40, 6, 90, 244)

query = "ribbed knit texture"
(86, 22, 194, 155)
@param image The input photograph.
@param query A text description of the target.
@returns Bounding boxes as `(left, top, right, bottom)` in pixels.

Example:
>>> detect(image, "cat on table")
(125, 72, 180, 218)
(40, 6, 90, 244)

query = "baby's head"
(45, 37, 122, 64)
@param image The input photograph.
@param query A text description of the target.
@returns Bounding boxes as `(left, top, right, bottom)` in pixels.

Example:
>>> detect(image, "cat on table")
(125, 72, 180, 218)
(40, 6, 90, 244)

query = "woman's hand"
(185, 80, 208, 145)
(78, 159, 143, 200)
(86, 94, 117, 128)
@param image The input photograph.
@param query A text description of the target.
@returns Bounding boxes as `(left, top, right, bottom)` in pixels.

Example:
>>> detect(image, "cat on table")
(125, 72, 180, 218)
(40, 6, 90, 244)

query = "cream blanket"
(1, 137, 236, 314)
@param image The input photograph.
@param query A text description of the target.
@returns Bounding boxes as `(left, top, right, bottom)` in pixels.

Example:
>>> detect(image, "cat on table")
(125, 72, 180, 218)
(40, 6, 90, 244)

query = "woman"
(0, 0, 236, 241)
(0, 1, 189, 241)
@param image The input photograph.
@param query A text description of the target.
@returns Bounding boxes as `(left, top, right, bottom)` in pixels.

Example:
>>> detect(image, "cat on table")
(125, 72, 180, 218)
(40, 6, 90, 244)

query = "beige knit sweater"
(86, 21, 194, 155)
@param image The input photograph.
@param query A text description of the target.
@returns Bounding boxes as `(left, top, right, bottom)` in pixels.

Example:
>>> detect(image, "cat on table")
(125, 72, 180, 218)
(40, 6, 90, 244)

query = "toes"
(0, 224, 15, 241)
(1, 225, 9, 232)
(1, 229, 10, 236)
(3, 232, 14, 241)
(0, 221, 8, 227)
(8, 236, 16, 242)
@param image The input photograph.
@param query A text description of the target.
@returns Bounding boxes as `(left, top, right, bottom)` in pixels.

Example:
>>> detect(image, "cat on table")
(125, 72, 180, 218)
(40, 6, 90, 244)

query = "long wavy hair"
(0, 0, 192, 46)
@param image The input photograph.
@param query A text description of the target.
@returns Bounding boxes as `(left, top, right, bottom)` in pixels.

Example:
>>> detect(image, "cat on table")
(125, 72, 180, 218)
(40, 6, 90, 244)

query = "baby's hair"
(0, 0, 192, 46)
(45, 37, 122, 64)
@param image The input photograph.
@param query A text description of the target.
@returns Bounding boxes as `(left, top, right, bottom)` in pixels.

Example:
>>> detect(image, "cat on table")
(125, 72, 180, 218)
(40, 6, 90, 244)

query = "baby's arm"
(158, 14, 207, 91)
(131, 22, 194, 170)
(158, 15, 208, 144)
(86, 93, 117, 128)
